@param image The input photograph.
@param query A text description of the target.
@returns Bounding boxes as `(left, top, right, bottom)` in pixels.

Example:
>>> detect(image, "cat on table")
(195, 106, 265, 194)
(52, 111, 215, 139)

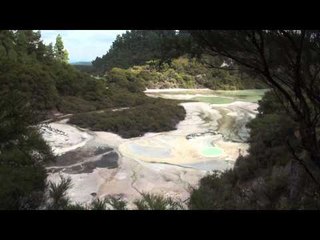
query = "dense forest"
(1, 30, 320, 210)
(92, 30, 183, 72)
(91, 30, 265, 90)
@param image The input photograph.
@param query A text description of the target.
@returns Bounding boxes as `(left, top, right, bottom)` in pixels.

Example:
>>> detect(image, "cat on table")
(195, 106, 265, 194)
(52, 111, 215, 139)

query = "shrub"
(134, 193, 184, 210)
(68, 97, 186, 138)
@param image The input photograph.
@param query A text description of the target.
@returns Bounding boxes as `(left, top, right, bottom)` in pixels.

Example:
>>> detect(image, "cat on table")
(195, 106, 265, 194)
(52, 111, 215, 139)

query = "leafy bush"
(134, 193, 184, 210)
(57, 96, 98, 114)
(69, 98, 186, 138)
(0, 90, 54, 210)
(47, 176, 72, 210)
(189, 170, 241, 209)
(104, 196, 128, 210)
(99, 56, 266, 90)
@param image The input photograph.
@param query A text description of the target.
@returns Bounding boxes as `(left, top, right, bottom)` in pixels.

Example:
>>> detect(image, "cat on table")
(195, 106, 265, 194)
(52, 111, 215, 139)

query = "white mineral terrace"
(42, 89, 263, 208)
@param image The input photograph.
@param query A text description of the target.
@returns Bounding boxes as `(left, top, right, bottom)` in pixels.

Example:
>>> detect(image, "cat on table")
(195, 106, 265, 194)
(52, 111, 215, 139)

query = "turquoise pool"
(201, 147, 224, 157)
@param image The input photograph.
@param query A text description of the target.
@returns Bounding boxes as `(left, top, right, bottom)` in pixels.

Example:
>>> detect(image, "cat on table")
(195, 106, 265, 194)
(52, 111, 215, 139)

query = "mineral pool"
(201, 147, 224, 157)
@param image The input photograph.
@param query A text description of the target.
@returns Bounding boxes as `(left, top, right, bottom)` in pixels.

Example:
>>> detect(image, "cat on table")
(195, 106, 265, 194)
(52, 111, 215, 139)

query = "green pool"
(192, 96, 234, 104)
(193, 89, 269, 104)
(201, 147, 224, 157)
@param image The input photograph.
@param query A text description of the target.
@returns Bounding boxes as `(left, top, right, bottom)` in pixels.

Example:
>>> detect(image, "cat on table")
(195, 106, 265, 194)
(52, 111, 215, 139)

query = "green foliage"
(0, 90, 54, 210)
(47, 176, 72, 210)
(189, 170, 241, 209)
(57, 96, 98, 114)
(0, 30, 111, 118)
(134, 193, 184, 210)
(106, 67, 145, 93)
(0, 61, 59, 112)
(0, 164, 47, 210)
(104, 196, 128, 210)
(89, 198, 109, 210)
(73, 64, 95, 74)
(101, 56, 266, 90)
(69, 98, 186, 138)
(89, 196, 128, 210)
(54, 34, 69, 63)
(63, 203, 87, 210)
(92, 30, 181, 73)
(91, 29, 265, 90)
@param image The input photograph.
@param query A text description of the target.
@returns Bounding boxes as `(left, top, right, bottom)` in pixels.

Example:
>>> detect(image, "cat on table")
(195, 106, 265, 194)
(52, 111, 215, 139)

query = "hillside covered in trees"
(104, 56, 265, 90)
(91, 30, 266, 90)
(92, 30, 183, 72)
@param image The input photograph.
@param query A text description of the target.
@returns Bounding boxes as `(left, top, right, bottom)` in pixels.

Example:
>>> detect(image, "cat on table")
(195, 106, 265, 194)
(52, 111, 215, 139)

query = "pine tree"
(54, 34, 69, 63)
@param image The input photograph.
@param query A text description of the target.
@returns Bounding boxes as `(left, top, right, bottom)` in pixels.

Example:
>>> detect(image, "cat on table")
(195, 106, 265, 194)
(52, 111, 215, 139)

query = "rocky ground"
(44, 125, 205, 208)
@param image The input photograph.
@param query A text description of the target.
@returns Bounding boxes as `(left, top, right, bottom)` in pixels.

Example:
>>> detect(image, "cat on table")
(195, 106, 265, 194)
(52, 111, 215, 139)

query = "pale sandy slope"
(39, 122, 93, 156)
